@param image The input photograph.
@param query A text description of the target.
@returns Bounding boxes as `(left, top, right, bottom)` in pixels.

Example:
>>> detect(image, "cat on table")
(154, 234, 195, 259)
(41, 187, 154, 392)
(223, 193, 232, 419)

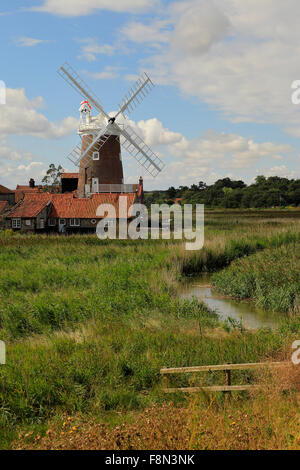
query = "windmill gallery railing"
(87, 184, 139, 194)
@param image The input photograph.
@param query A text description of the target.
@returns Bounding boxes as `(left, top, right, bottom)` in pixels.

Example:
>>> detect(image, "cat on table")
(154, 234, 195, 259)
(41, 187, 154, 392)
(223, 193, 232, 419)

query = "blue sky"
(1, 0, 300, 190)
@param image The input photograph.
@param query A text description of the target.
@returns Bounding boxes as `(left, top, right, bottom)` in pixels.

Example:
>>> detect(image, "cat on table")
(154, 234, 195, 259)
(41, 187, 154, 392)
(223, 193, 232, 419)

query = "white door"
(92, 177, 99, 193)
(59, 219, 66, 233)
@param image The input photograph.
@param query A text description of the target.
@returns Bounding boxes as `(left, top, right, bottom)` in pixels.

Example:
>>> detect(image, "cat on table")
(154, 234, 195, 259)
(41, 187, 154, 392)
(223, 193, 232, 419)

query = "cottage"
(5, 198, 52, 231)
(6, 179, 143, 233)
(0, 184, 15, 205)
(15, 179, 44, 203)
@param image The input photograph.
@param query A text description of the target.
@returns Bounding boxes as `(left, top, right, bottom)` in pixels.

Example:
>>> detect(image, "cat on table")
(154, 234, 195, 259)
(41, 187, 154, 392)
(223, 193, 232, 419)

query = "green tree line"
(145, 176, 300, 208)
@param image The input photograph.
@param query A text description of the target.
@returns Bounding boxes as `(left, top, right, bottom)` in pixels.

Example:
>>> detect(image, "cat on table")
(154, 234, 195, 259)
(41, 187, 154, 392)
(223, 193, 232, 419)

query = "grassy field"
(0, 210, 299, 449)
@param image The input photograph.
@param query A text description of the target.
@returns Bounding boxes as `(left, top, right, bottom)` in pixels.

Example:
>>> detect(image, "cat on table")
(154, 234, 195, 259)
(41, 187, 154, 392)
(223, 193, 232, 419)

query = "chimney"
(29, 178, 35, 188)
(138, 176, 144, 203)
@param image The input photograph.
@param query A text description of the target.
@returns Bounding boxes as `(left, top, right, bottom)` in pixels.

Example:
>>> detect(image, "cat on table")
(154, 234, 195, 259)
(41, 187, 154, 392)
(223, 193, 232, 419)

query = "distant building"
(15, 179, 44, 203)
(0, 184, 15, 205)
(5, 178, 144, 233)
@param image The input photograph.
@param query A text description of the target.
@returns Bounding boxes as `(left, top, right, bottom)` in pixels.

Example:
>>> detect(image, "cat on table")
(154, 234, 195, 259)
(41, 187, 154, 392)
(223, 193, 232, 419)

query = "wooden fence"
(160, 362, 287, 394)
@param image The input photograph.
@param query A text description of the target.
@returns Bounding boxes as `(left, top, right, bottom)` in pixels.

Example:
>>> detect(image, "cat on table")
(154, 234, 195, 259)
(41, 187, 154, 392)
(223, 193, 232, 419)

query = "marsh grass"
(0, 211, 299, 448)
(212, 243, 300, 313)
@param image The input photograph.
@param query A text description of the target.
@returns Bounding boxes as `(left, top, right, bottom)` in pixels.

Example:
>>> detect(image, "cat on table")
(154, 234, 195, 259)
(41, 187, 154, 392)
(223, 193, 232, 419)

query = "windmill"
(57, 63, 165, 197)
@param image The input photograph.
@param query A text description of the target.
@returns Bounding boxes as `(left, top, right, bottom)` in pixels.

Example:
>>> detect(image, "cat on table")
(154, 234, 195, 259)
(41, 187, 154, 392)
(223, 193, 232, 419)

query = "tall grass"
(16, 360, 300, 450)
(212, 243, 300, 313)
(181, 229, 300, 275)
(0, 211, 299, 448)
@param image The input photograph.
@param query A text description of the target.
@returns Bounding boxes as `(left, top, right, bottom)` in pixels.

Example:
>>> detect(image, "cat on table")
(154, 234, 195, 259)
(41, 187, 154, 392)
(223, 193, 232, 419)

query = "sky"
(1, 0, 300, 190)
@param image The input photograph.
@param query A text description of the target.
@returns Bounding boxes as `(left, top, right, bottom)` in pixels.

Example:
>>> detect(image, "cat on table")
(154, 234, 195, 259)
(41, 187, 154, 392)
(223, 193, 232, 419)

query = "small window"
(91, 219, 97, 225)
(70, 218, 80, 227)
(25, 220, 31, 226)
(93, 152, 99, 161)
(48, 218, 56, 226)
(12, 218, 21, 229)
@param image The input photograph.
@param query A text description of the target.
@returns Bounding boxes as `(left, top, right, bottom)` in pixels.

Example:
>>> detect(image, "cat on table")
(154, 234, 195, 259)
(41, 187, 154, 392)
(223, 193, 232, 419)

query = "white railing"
(91, 184, 138, 193)
(78, 123, 125, 134)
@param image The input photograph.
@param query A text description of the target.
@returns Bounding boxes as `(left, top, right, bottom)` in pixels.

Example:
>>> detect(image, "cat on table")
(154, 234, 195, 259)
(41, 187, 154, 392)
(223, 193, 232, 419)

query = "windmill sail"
(58, 63, 109, 120)
(67, 126, 111, 167)
(118, 125, 165, 177)
(115, 73, 155, 119)
(58, 62, 165, 178)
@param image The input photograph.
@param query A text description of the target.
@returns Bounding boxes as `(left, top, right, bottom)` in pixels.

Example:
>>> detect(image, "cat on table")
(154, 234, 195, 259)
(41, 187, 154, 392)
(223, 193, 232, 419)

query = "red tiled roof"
(0, 201, 8, 214)
(0, 184, 13, 194)
(49, 193, 137, 219)
(9, 192, 137, 219)
(61, 173, 79, 179)
(15, 187, 45, 203)
(16, 185, 41, 191)
(7, 199, 50, 218)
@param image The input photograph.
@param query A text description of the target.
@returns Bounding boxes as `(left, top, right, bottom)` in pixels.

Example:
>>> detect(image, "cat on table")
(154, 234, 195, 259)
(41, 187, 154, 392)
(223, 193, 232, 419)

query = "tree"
(255, 175, 267, 186)
(166, 186, 177, 199)
(42, 164, 63, 193)
(160, 176, 300, 208)
(198, 181, 207, 191)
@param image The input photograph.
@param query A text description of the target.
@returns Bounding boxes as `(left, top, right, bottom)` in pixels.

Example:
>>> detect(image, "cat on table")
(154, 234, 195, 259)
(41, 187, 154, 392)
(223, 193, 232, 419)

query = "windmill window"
(93, 152, 100, 161)
(12, 218, 21, 229)
(25, 220, 31, 226)
(70, 218, 80, 227)
(48, 218, 56, 226)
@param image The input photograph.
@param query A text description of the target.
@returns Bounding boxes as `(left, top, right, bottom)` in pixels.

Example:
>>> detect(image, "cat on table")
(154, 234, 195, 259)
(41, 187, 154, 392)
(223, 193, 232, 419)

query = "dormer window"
(93, 152, 99, 161)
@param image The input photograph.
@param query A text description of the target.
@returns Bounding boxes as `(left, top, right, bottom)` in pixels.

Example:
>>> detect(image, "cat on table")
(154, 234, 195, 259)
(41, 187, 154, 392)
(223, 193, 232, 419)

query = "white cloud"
(123, 0, 300, 134)
(265, 165, 297, 179)
(30, 0, 157, 16)
(121, 20, 170, 46)
(0, 161, 46, 189)
(14, 37, 50, 47)
(136, 118, 182, 146)
(165, 130, 292, 170)
(0, 88, 78, 139)
(77, 38, 116, 61)
(170, 1, 230, 55)
(85, 66, 121, 80)
(120, 116, 294, 187)
(0, 139, 35, 162)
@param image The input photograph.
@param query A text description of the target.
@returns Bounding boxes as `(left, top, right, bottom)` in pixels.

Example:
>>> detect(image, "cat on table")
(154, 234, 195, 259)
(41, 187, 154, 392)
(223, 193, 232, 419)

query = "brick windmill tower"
(58, 63, 165, 197)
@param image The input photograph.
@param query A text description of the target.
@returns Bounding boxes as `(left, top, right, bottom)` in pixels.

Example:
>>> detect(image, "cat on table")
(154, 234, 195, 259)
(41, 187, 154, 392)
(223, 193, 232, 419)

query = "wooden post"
(224, 370, 231, 399)
(162, 366, 169, 392)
